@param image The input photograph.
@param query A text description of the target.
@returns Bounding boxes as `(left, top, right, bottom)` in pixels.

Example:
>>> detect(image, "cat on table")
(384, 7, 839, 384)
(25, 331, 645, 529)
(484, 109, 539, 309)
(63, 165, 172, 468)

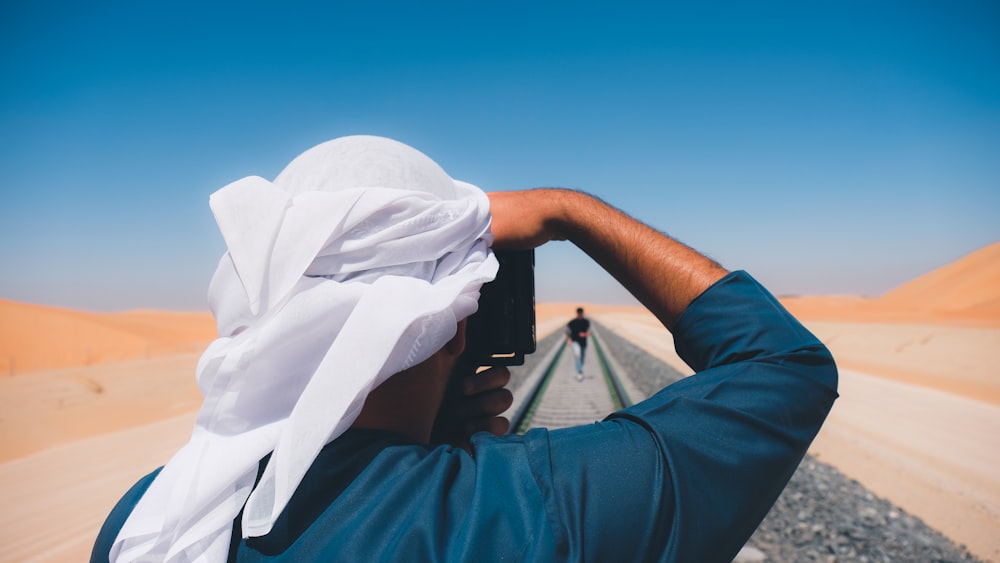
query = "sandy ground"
(809, 368, 1000, 561)
(0, 354, 203, 462)
(0, 412, 197, 562)
(795, 321, 1000, 405)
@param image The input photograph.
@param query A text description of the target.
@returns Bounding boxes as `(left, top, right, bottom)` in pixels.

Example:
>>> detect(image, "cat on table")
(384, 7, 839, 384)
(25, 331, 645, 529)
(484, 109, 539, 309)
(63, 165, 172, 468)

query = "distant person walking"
(566, 307, 591, 379)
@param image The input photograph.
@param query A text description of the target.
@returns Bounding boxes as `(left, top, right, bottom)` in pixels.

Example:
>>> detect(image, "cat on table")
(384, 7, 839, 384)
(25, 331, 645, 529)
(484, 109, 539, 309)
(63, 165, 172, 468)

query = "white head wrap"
(111, 136, 498, 562)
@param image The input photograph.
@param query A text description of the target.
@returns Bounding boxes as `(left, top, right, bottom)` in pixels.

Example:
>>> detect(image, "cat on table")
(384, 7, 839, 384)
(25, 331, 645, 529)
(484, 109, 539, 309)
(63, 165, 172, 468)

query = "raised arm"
(488, 189, 727, 330)
(489, 188, 837, 562)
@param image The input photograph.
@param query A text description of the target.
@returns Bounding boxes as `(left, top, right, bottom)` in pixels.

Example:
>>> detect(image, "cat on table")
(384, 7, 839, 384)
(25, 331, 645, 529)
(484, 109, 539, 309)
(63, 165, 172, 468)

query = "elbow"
(777, 342, 840, 423)
(800, 341, 838, 395)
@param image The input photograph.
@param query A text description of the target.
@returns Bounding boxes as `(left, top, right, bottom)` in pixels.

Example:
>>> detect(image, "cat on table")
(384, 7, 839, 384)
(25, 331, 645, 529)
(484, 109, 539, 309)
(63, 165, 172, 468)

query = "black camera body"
(461, 249, 536, 366)
(430, 250, 535, 445)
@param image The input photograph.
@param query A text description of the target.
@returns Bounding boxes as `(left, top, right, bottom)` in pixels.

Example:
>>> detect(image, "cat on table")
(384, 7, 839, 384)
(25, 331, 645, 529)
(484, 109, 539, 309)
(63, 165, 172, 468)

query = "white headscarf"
(111, 136, 498, 562)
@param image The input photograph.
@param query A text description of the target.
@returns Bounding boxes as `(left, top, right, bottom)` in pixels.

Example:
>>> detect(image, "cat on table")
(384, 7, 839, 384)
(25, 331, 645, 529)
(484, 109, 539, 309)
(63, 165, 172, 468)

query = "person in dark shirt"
(566, 307, 591, 378)
(94, 138, 837, 563)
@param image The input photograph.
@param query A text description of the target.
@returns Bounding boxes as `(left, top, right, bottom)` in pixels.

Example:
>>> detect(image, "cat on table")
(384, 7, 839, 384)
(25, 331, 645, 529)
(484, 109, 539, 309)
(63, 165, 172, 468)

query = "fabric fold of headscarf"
(111, 136, 498, 563)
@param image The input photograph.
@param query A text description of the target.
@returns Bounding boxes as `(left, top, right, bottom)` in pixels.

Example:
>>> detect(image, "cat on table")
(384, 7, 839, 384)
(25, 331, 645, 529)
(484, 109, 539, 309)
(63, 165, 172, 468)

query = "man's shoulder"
(92, 467, 163, 562)
(241, 432, 555, 559)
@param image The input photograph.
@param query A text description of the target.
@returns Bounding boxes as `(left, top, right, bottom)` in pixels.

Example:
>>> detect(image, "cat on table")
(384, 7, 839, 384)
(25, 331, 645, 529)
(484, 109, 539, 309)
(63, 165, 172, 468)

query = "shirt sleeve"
(528, 270, 838, 562)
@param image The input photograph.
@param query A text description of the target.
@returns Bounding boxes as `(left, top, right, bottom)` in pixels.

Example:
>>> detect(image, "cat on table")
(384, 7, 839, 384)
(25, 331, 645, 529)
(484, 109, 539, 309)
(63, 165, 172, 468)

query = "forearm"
(490, 189, 727, 330)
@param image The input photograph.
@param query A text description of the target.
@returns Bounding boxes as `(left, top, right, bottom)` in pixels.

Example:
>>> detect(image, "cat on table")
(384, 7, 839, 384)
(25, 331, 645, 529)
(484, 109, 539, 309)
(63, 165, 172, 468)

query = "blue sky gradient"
(2, 1, 998, 310)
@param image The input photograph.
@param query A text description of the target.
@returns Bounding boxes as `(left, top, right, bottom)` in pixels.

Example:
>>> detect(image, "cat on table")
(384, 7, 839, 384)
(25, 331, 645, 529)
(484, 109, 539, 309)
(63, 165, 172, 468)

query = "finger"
(462, 366, 511, 396)
(464, 416, 510, 438)
(457, 388, 514, 420)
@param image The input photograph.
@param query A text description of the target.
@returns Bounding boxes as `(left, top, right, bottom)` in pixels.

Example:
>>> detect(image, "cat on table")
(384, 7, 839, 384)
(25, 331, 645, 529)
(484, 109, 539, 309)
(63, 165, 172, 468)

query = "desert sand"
(0, 354, 203, 462)
(0, 241, 997, 561)
(0, 299, 216, 376)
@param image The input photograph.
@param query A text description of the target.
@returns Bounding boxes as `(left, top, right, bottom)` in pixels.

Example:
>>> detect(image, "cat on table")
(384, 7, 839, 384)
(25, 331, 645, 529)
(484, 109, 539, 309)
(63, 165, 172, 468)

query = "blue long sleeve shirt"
(93, 271, 838, 562)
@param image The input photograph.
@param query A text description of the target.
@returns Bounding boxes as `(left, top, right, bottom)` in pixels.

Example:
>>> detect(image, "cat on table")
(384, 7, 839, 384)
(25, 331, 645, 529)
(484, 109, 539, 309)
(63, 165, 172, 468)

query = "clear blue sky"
(1, 1, 998, 311)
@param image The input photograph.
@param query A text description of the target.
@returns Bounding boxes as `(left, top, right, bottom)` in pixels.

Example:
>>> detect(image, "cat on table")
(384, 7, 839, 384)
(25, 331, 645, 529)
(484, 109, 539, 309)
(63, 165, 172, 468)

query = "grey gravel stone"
(590, 321, 686, 397)
(734, 545, 767, 562)
(746, 456, 982, 562)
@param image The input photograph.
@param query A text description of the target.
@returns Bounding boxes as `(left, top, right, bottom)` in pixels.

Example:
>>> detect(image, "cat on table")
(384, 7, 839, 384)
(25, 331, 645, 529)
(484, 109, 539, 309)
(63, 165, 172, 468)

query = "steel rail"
(510, 328, 632, 433)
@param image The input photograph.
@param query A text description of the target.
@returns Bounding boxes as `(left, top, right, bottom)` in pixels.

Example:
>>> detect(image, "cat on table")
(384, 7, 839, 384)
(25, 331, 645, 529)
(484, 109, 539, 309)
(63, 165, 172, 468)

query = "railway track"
(510, 329, 634, 433)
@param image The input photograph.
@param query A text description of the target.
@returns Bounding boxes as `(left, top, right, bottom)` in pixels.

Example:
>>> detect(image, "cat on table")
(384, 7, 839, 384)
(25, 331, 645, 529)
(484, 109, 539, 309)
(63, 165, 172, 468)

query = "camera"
(431, 249, 535, 445)
(461, 249, 536, 366)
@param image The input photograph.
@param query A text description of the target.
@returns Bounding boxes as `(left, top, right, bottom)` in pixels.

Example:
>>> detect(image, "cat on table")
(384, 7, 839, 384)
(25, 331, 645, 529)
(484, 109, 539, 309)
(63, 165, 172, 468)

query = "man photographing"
(94, 136, 837, 562)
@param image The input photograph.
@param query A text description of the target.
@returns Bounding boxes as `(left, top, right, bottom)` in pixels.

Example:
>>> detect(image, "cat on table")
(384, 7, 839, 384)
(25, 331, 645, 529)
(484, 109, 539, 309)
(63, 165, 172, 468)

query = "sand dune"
(783, 241, 1000, 327)
(0, 299, 215, 376)
(880, 241, 1000, 315)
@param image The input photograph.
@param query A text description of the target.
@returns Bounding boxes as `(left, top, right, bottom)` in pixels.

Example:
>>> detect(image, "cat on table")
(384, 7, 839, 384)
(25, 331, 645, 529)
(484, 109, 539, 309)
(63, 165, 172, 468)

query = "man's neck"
(351, 360, 450, 444)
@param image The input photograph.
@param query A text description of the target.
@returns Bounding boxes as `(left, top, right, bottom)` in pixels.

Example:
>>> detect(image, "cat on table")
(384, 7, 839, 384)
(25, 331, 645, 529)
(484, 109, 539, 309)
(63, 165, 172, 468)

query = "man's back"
(94, 272, 836, 562)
